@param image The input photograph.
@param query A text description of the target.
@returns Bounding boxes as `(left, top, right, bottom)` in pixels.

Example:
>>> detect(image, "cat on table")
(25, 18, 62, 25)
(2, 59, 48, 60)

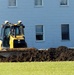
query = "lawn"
(0, 61, 74, 75)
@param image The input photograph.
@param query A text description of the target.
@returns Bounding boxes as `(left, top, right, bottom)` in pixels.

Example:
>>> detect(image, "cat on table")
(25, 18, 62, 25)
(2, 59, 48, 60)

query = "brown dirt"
(0, 46, 74, 62)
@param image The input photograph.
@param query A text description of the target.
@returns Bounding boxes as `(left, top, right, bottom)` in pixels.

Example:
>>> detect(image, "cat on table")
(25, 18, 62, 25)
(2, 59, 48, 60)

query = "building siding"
(0, 0, 74, 48)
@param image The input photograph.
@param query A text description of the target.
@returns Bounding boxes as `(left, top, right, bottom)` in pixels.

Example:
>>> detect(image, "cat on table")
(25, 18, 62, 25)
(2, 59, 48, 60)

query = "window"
(5, 27, 10, 37)
(35, 0, 43, 6)
(36, 25, 44, 41)
(8, 0, 16, 6)
(61, 24, 70, 40)
(60, 0, 68, 5)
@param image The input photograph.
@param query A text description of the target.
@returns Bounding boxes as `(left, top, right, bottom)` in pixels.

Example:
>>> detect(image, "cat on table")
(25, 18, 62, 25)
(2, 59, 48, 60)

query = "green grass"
(0, 61, 74, 75)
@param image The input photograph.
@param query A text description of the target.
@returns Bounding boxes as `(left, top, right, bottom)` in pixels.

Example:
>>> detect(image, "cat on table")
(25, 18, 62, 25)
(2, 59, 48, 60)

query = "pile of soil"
(0, 46, 74, 62)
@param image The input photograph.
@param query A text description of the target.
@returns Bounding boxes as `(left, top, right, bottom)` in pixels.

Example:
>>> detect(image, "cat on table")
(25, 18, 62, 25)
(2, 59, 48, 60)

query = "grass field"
(0, 61, 74, 75)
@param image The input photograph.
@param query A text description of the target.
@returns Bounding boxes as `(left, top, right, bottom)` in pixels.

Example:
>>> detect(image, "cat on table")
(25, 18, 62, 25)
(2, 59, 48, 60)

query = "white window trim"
(60, 0, 69, 7)
(34, 0, 43, 8)
(8, 0, 17, 8)
(35, 25, 45, 42)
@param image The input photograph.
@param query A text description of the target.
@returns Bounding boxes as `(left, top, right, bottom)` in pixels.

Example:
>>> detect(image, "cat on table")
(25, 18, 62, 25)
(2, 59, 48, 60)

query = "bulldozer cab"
(10, 25, 25, 37)
(0, 21, 27, 48)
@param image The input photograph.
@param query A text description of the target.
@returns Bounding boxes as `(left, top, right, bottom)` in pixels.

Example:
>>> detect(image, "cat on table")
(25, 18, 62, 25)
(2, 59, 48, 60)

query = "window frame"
(34, 0, 43, 7)
(35, 25, 45, 42)
(61, 24, 70, 40)
(60, 0, 69, 6)
(8, 0, 17, 7)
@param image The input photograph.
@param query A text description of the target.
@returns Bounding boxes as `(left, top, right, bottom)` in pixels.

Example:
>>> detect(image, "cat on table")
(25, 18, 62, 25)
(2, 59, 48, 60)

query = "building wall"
(0, 0, 74, 48)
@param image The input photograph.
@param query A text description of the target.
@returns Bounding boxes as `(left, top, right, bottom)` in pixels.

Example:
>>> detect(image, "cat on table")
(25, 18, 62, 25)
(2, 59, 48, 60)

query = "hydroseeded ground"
(0, 61, 74, 75)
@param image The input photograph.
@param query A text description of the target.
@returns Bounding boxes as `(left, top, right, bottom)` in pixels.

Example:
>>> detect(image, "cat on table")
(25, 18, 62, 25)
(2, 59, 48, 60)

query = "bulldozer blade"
(6, 48, 37, 51)
(0, 48, 37, 57)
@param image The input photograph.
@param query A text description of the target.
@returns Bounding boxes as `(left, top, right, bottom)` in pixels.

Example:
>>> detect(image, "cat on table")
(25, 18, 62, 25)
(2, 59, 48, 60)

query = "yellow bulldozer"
(0, 20, 27, 50)
(0, 21, 35, 58)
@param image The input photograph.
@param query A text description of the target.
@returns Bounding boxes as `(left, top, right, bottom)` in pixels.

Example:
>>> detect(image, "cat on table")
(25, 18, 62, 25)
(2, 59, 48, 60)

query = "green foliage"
(0, 62, 74, 75)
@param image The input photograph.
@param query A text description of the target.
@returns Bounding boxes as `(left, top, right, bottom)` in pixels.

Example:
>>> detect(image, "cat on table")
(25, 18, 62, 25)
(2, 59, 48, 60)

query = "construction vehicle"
(0, 20, 27, 50)
(0, 21, 32, 59)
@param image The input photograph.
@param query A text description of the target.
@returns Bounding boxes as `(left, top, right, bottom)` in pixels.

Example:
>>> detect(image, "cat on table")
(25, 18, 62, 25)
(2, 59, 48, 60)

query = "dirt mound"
(55, 46, 74, 61)
(0, 46, 74, 62)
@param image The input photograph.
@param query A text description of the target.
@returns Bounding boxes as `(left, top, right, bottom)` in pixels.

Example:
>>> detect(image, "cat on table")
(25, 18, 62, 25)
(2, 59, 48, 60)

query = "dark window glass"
(36, 25, 43, 40)
(61, 24, 70, 40)
(60, 0, 67, 5)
